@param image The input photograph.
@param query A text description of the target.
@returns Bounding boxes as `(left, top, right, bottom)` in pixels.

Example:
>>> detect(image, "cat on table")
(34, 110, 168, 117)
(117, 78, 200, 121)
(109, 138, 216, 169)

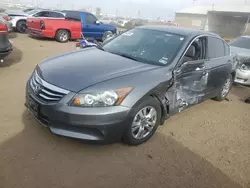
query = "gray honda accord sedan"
(25, 26, 235, 145)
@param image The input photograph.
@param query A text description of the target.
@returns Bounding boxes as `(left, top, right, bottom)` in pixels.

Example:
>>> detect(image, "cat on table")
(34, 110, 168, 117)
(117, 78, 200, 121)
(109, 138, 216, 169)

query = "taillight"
(3, 16, 9, 21)
(40, 20, 45, 30)
(0, 23, 8, 34)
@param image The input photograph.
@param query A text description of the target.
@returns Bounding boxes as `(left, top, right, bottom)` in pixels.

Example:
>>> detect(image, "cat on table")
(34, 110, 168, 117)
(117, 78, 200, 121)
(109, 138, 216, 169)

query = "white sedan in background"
(230, 36, 250, 85)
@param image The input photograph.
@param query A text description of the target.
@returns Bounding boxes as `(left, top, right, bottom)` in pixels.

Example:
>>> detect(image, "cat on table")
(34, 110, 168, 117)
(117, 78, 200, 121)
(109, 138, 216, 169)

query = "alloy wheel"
(131, 106, 157, 140)
(59, 32, 68, 42)
(221, 78, 231, 97)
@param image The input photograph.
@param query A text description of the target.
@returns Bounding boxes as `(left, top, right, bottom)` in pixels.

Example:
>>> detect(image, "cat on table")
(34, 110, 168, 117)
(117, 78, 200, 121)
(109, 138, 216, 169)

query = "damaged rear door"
(166, 36, 209, 113)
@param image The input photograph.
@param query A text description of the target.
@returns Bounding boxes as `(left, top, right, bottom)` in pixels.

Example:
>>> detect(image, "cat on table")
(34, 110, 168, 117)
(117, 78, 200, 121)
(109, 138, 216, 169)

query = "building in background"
(175, 5, 250, 40)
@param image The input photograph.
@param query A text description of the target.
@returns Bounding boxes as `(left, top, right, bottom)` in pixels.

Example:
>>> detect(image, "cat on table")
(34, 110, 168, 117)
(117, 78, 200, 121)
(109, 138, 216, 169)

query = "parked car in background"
(25, 26, 234, 145)
(99, 16, 112, 24)
(0, 13, 12, 32)
(0, 19, 12, 61)
(23, 8, 36, 13)
(7, 9, 65, 33)
(230, 36, 250, 85)
(27, 10, 116, 42)
(117, 19, 129, 28)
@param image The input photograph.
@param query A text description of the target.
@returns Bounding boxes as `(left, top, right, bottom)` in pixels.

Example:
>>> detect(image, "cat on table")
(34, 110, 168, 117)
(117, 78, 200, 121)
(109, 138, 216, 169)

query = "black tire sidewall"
(56, 30, 69, 43)
(123, 97, 162, 146)
(17, 21, 27, 33)
(102, 31, 112, 42)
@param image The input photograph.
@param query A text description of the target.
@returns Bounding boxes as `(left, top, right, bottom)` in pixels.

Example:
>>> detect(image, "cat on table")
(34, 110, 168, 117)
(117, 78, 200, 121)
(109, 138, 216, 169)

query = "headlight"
(70, 87, 133, 107)
(240, 63, 250, 71)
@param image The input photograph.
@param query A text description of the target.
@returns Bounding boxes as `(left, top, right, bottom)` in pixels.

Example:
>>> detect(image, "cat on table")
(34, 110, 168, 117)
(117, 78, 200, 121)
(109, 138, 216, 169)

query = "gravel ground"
(0, 34, 249, 188)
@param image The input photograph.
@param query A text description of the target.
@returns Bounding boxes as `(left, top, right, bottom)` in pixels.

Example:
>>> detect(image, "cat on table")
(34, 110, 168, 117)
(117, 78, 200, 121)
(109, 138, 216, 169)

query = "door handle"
(195, 65, 205, 71)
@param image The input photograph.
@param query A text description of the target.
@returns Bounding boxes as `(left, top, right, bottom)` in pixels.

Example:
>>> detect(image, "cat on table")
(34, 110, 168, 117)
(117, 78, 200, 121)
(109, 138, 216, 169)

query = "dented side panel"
(166, 61, 210, 114)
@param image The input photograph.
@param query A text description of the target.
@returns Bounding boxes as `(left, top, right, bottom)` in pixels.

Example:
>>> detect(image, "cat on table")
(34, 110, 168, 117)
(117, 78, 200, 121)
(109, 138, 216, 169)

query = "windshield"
(102, 28, 185, 66)
(230, 37, 250, 49)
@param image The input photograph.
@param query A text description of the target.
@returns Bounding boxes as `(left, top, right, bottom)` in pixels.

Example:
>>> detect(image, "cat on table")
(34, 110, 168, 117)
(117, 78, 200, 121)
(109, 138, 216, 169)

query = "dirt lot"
(0, 34, 250, 188)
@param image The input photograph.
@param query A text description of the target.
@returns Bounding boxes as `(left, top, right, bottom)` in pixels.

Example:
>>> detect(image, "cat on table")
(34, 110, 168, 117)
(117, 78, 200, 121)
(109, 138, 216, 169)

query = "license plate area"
(28, 96, 39, 117)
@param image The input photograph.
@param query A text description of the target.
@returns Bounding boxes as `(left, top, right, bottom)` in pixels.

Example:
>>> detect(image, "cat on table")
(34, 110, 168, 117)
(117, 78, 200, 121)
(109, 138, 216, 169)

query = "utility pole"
(116, 8, 118, 17)
(137, 10, 140, 18)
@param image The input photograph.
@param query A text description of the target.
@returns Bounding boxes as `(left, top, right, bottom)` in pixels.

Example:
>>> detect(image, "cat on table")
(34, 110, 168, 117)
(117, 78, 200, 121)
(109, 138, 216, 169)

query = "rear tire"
(55, 30, 70, 43)
(214, 74, 233, 101)
(16, 20, 27, 33)
(123, 97, 161, 146)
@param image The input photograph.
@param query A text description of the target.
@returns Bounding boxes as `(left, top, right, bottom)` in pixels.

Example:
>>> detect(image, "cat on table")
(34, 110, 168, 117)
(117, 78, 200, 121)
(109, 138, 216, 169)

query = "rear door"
(204, 36, 232, 97)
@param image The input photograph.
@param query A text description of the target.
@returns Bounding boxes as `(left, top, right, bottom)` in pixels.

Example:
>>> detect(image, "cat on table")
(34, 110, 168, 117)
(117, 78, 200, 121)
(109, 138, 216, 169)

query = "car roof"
(138, 25, 220, 38)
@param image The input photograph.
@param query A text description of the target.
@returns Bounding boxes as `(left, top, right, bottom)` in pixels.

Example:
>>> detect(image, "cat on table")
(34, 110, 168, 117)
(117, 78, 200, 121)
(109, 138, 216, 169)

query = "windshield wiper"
(96, 45, 105, 51)
(110, 52, 140, 62)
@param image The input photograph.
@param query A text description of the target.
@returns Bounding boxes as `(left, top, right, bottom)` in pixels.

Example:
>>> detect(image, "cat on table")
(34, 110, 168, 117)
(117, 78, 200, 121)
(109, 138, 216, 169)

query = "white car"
(230, 36, 250, 85)
(7, 9, 65, 33)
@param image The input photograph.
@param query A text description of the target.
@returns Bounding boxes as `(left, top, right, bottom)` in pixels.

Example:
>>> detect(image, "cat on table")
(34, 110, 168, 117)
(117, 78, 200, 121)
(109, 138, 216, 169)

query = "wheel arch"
(55, 29, 71, 39)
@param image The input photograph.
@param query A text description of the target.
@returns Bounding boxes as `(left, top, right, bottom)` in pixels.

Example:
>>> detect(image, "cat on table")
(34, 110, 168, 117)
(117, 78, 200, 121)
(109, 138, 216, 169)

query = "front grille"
(30, 70, 70, 102)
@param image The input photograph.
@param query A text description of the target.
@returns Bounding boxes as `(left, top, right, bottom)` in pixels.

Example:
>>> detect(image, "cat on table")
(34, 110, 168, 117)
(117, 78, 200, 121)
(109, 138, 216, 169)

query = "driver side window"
(182, 37, 206, 63)
(86, 14, 97, 24)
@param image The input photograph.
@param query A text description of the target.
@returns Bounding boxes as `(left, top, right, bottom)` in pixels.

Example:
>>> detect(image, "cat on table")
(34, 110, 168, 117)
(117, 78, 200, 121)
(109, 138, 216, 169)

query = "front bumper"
(28, 29, 44, 37)
(25, 80, 131, 142)
(234, 68, 250, 85)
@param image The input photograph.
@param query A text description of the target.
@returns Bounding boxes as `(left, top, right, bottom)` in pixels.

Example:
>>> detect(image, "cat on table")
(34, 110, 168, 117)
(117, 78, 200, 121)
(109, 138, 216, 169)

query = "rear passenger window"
(206, 37, 225, 59)
(65, 11, 81, 21)
(86, 14, 97, 24)
(49, 12, 64, 18)
(33, 11, 50, 17)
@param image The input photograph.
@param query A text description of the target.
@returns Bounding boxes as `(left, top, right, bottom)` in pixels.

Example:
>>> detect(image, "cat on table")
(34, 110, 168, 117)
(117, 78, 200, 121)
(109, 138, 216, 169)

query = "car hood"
(230, 46, 250, 57)
(6, 10, 28, 16)
(38, 48, 158, 92)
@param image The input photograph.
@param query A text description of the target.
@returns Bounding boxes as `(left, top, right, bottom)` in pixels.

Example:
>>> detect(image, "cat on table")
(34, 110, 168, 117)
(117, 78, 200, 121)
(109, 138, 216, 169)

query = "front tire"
(123, 97, 161, 146)
(55, 30, 70, 43)
(16, 20, 27, 33)
(102, 31, 113, 42)
(214, 74, 233, 101)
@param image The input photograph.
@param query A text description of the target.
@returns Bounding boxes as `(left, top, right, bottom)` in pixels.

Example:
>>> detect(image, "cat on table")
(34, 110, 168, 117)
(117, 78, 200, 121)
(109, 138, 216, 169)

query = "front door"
(166, 36, 210, 114)
(82, 13, 103, 39)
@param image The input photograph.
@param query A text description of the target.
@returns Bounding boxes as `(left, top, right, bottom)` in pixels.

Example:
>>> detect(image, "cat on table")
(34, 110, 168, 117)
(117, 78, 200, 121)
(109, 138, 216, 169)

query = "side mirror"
(95, 20, 101, 25)
(175, 60, 205, 74)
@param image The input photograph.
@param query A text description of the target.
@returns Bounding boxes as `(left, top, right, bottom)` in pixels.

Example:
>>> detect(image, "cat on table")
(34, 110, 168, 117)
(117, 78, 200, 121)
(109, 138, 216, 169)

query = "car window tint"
(86, 14, 97, 24)
(34, 11, 49, 17)
(206, 37, 225, 59)
(65, 11, 81, 21)
(49, 12, 64, 18)
(229, 37, 250, 49)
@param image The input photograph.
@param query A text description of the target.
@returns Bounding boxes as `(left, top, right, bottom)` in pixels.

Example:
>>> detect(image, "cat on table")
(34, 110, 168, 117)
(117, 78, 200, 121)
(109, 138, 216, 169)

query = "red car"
(27, 17, 81, 42)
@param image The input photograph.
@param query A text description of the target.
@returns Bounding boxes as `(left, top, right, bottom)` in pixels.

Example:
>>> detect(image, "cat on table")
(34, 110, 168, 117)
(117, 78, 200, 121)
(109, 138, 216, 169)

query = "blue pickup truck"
(27, 10, 117, 42)
(63, 10, 117, 41)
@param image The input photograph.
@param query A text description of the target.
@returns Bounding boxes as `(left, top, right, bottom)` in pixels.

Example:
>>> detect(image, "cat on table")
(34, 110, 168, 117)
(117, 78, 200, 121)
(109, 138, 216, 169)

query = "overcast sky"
(19, 0, 249, 19)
